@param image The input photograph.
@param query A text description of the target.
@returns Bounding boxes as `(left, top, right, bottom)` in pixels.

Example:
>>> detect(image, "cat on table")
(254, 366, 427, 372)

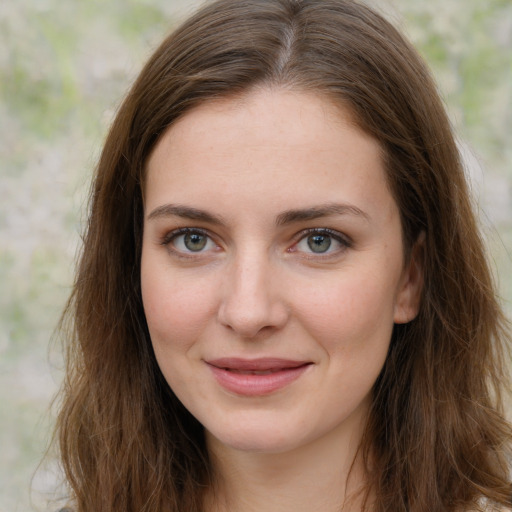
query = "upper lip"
(206, 358, 311, 371)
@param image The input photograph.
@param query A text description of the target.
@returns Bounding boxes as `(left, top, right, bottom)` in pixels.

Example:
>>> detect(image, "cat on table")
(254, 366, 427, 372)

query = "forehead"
(144, 88, 396, 225)
(149, 88, 364, 160)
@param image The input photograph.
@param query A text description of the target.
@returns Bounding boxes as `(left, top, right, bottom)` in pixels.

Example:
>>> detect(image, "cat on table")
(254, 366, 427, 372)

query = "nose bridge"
(218, 245, 288, 338)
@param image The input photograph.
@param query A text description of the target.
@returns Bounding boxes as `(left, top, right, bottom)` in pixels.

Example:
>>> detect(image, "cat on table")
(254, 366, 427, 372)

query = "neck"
(204, 414, 371, 512)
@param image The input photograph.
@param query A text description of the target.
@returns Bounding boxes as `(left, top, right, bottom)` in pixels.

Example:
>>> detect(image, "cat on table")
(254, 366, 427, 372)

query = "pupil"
(184, 233, 207, 251)
(307, 234, 331, 253)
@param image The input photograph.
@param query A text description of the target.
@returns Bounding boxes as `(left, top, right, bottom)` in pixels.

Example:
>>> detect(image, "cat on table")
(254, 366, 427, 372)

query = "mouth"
(224, 368, 290, 375)
(205, 358, 312, 396)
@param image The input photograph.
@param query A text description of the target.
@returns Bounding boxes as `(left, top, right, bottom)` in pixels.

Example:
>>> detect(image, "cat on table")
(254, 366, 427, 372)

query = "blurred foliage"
(397, 0, 512, 166)
(395, 0, 512, 304)
(0, 0, 510, 510)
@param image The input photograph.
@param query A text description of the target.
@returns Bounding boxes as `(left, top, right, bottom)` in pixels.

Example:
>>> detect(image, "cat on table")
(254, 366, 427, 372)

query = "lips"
(206, 358, 312, 396)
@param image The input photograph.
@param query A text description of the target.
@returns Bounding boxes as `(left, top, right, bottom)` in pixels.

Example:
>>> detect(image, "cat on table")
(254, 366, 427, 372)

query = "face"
(141, 88, 422, 455)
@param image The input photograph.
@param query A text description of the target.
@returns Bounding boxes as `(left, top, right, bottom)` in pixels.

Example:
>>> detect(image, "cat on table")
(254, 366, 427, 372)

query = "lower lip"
(207, 363, 311, 396)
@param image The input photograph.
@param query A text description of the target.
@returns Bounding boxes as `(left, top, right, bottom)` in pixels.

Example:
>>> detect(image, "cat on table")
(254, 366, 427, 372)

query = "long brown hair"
(54, 0, 511, 510)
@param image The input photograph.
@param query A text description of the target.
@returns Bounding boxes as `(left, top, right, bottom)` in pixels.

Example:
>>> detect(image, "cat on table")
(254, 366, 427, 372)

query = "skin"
(141, 87, 423, 511)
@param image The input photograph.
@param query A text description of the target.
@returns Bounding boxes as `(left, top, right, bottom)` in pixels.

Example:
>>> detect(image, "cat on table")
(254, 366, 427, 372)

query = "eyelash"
(161, 227, 218, 257)
(290, 228, 352, 258)
(161, 227, 352, 259)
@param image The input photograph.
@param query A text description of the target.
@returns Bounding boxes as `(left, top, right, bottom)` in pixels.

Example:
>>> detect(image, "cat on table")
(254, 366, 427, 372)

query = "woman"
(54, 0, 511, 510)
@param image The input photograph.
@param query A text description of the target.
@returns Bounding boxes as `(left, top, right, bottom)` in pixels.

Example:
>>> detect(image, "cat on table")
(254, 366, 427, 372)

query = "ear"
(393, 232, 425, 324)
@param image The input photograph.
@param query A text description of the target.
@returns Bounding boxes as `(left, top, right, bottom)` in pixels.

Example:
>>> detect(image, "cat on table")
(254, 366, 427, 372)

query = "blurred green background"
(0, 0, 510, 510)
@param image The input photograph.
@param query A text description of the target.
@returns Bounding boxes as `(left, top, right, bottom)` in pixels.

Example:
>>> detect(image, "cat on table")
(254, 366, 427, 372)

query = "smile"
(205, 358, 312, 396)
(226, 368, 284, 375)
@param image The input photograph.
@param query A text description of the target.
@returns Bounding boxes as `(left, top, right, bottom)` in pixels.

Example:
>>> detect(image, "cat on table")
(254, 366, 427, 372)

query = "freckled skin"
(141, 88, 422, 456)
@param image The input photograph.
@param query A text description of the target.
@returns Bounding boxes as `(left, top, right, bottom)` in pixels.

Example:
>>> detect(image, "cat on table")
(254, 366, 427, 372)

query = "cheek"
(141, 265, 219, 351)
(290, 269, 398, 354)
(141, 266, 220, 399)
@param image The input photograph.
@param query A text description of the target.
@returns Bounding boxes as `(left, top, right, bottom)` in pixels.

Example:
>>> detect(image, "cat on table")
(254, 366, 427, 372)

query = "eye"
(293, 229, 351, 256)
(163, 228, 218, 255)
(304, 233, 332, 253)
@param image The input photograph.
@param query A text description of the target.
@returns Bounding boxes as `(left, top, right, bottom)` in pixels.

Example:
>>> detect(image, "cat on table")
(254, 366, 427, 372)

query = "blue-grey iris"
(307, 234, 331, 253)
(184, 232, 207, 251)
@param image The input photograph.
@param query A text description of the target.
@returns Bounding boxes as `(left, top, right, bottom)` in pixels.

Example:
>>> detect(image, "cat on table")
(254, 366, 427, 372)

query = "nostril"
(217, 296, 289, 338)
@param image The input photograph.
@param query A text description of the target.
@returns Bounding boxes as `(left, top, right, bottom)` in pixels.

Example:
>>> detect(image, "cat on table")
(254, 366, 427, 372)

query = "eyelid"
(159, 226, 351, 259)
(161, 227, 220, 257)
(290, 228, 353, 256)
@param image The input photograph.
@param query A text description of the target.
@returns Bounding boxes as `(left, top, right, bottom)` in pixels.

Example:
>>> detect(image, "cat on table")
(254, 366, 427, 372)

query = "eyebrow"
(275, 203, 370, 226)
(147, 202, 370, 225)
(147, 204, 226, 225)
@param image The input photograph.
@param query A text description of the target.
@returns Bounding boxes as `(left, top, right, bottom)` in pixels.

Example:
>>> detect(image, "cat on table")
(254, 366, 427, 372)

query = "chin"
(206, 422, 305, 455)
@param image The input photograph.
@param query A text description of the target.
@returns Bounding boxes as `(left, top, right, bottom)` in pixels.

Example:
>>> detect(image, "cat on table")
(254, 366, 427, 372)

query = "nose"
(217, 251, 289, 339)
